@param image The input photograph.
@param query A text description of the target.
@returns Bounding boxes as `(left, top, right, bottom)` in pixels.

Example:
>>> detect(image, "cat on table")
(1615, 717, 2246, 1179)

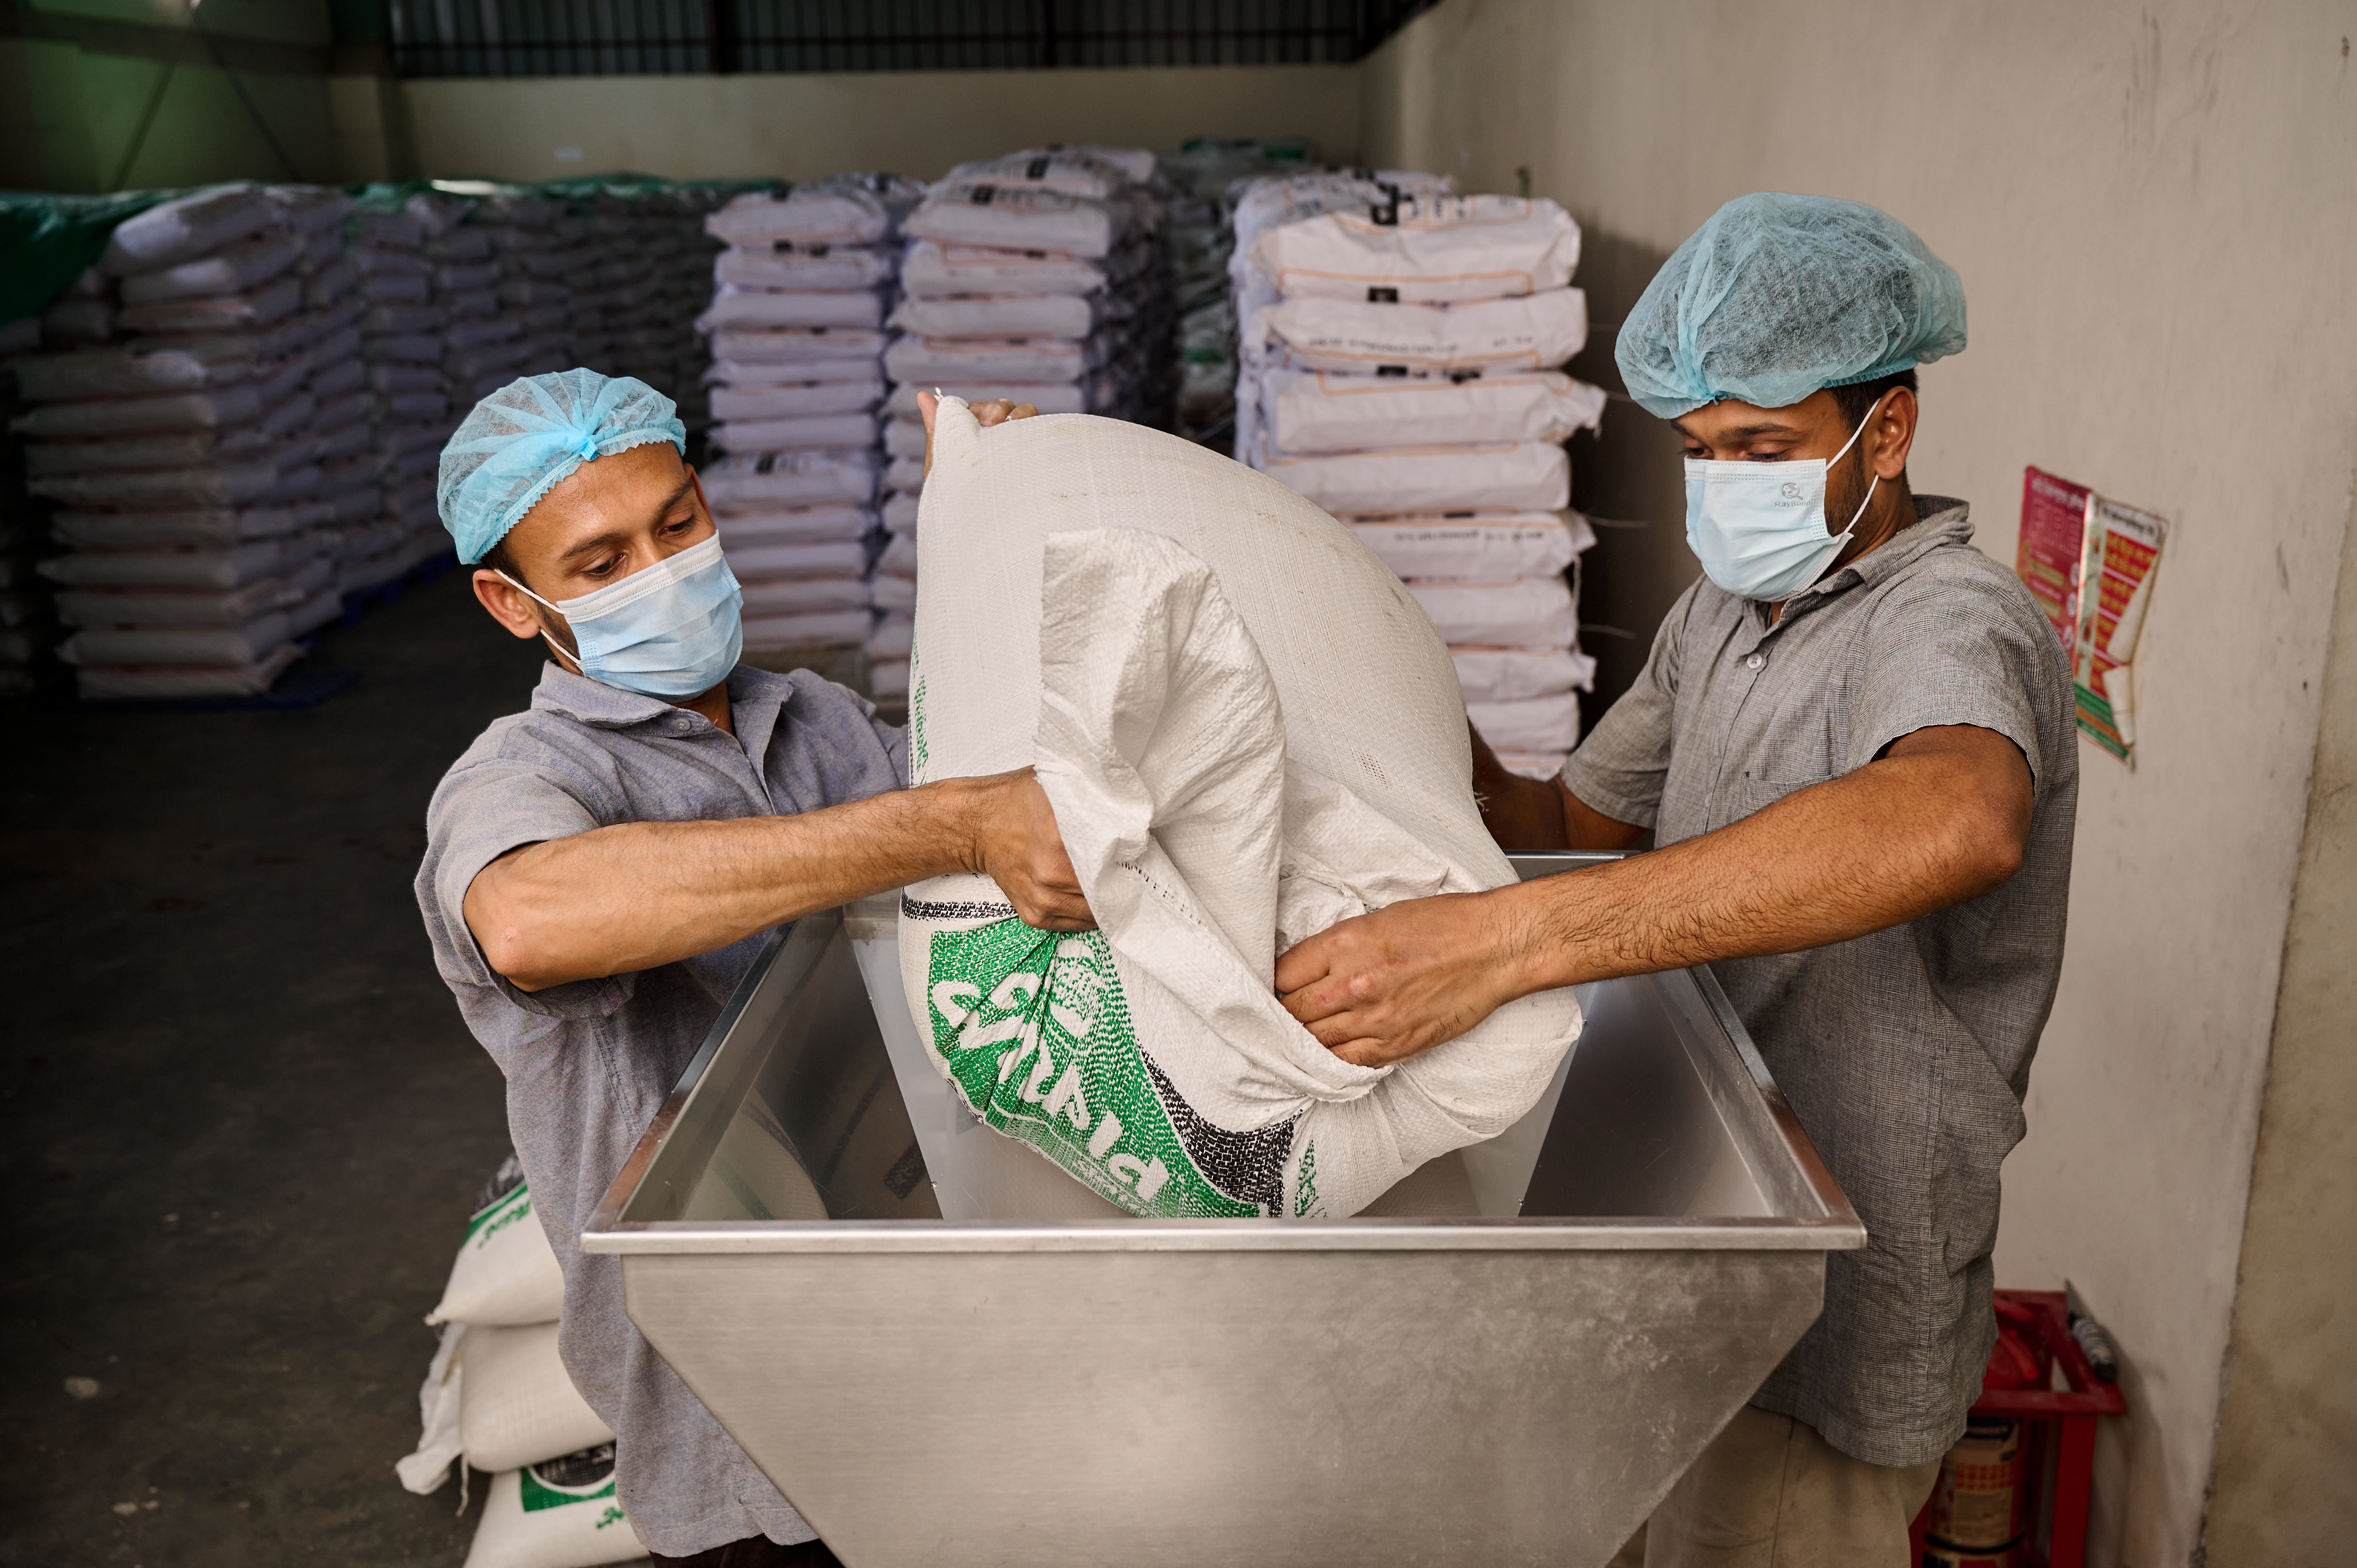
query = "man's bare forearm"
(1498, 736, 2028, 996)
(1468, 720, 1644, 852)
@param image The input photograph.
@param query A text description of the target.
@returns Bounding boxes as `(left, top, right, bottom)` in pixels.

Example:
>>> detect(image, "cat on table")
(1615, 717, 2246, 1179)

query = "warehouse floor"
(1, 572, 558, 1565)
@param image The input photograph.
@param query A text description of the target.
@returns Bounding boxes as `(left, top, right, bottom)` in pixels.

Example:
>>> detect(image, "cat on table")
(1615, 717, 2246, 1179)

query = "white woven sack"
(872, 657, 910, 699)
(709, 412, 879, 454)
(696, 288, 883, 332)
(1407, 577, 1576, 647)
(1261, 440, 1569, 515)
(54, 581, 295, 628)
(12, 386, 268, 439)
(890, 295, 1096, 338)
(460, 1321, 615, 1472)
(699, 451, 876, 510)
(1453, 646, 1595, 703)
(705, 356, 880, 387)
(1469, 691, 1581, 753)
(741, 607, 873, 646)
(14, 343, 259, 401)
(1497, 750, 1570, 782)
(708, 377, 882, 421)
(426, 1179, 565, 1328)
(1248, 196, 1580, 303)
(100, 185, 278, 275)
(50, 506, 304, 547)
(739, 577, 869, 614)
(944, 150, 1130, 199)
(61, 617, 291, 666)
(884, 336, 1089, 385)
(883, 418, 927, 459)
(118, 231, 305, 305)
(866, 612, 914, 659)
(1260, 289, 1588, 379)
(713, 505, 873, 545)
(462, 1448, 643, 1568)
(708, 328, 886, 364)
(884, 381, 1088, 419)
(725, 538, 868, 579)
(902, 187, 1118, 258)
(706, 188, 890, 247)
(715, 247, 894, 290)
(118, 276, 304, 336)
(900, 400, 1581, 1220)
(1349, 511, 1594, 581)
(899, 240, 1109, 299)
(71, 642, 302, 700)
(881, 491, 921, 533)
(1267, 369, 1605, 453)
(869, 575, 914, 613)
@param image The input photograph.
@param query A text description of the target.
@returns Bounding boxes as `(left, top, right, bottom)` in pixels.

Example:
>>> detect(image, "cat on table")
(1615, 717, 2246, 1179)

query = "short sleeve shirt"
(413, 662, 907, 1556)
(1561, 498, 2079, 1468)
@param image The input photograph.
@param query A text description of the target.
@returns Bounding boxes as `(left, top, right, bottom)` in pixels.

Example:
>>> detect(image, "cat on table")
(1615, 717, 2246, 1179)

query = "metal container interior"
(584, 853, 1863, 1568)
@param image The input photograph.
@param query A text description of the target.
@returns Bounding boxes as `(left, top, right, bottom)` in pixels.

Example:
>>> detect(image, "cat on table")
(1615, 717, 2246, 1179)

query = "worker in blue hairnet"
(1278, 194, 2079, 1565)
(412, 372, 1061, 1567)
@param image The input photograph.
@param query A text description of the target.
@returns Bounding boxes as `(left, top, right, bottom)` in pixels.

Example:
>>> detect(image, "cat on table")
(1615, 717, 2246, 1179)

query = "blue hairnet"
(437, 370, 687, 563)
(1614, 193, 1966, 419)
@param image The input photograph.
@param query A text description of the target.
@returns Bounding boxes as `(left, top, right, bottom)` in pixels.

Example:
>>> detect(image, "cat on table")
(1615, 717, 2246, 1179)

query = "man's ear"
(1869, 388, 1918, 480)
(686, 464, 715, 525)
(473, 569, 545, 641)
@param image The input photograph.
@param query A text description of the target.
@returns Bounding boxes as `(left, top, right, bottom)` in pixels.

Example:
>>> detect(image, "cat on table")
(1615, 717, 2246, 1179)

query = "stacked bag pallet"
(13, 184, 371, 699)
(398, 1156, 647, 1568)
(1152, 137, 1316, 447)
(1239, 190, 1605, 779)
(0, 318, 53, 696)
(874, 146, 1175, 697)
(350, 193, 455, 598)
(697, 177, 917, 673)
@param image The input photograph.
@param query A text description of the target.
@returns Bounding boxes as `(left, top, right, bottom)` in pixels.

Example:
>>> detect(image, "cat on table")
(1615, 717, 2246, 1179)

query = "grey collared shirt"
(414, 663, 906, 1556)
(1562, 497, 2078, 1468)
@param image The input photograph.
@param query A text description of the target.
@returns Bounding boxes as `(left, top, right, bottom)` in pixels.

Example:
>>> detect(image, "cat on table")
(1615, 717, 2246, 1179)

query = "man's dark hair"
(1830, 367, 1918, 431)
(478, 536, 519, 584)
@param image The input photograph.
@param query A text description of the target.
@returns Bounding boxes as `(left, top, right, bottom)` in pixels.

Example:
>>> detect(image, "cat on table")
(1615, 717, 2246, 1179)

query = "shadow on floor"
(0, 572, 558, 1565)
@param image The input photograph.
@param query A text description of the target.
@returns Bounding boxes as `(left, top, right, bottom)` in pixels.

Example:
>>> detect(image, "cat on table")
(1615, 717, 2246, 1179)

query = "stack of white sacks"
(872, 146, 1172, 697)
(399, 1158, 646, 1568)
(1240, 190, 1605, 778)
(14, 184, 373, 699)
(697, 177, 921, 668)
(350, 197, 457, 594)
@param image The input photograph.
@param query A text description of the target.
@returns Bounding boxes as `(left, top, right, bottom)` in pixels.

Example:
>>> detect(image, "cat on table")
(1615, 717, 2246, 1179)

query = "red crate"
(1910, 1290, 2127, 1568)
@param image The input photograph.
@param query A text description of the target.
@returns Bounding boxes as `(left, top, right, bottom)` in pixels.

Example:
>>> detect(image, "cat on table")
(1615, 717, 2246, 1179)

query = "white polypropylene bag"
(884, 336, 1089, 385)
(117, 276, 304, 335)
(883, 381, 1088, 419)
(1248, 196, 1580, 303)
(889, 295, 1096, 338)
(38, 542, 285, 588)
(700, 451, 876, 509)
(60, 616, 291, 666)
(739, 576, 870, 614)
(740, 607, 873, 646)
(705, 354, 880, 386)
(1453, 646, 1596, 703)
(902, 187, 1119, 258)
(100, 185, 278, 275)
(726, 539, 869, 579)
(944, 149, 1130, 199)
(426, 1180, 565, 1328)
(882, 418, 927, 459)
(1495, 751, 1570, 782)
(117, 231, 305, 305)
(1469, 691, 1581, 753)
(1261, 441, 1569, 515)
(1260, 290, 1587, 379)
(715, 505, 873, 545)
(1406, 577, 1577, 647)
(10, 386, 268, 438)
(899, 241, 1108, 299)
(708, 328, 887, 364)
(706, 187, 891, 247)
(709, 412, 879, 454)
(714, 248, 894, 291)
(50, 506, 304, 547)
(71, 642, 303, 700)
(708, 378, 883, 420)
(462, 1447, 643, 1568)
(460, 1321, 615, 1473)
(900, 401, 1580, 1221)
(1348, 511, 1594, 581)
(1266, 370, 1605, 453)
(697, 287, 883, 332)
(13, 344, 260, 401)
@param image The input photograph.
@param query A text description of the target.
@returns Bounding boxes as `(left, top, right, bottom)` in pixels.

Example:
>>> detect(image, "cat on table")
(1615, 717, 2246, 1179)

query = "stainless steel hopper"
(583, 853, 1862, 1568)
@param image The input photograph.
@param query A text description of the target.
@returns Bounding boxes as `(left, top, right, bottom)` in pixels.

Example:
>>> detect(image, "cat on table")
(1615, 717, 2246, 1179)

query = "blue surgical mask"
(1683, 395, 1887, 601)
(498, 533, 744, 700)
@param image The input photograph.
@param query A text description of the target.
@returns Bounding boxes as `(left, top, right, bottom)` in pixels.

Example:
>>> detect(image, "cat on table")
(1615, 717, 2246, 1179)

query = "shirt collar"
(526, 661, 797, 752)
(1769, 495, 1975, 620)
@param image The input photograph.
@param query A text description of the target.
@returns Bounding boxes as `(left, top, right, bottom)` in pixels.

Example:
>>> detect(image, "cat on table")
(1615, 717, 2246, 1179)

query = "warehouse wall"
(4, 0, 340, 190)
(395, 65, 1360, 185)
(1359, 5, 2357, 1565)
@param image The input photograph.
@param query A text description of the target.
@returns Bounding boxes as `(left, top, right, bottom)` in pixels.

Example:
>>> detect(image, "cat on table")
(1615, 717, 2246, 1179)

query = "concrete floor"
(1, 573, 569, 1565)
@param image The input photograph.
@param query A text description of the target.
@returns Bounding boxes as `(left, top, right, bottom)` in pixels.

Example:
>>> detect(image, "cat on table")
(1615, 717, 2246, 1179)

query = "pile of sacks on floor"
(1151, 137, 1317, 447)
(399, 1156, 649, 1568)
(14, 184, 372, 699)
(1235, 179, 1604, 779)
(697, 176, 920, 676)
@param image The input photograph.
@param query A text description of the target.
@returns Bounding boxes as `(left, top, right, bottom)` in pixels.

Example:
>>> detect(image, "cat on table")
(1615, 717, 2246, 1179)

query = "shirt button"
(1746, 653, 1766, 670)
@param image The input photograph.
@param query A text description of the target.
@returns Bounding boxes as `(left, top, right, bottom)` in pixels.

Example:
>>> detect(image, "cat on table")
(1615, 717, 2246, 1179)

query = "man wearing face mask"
(412, 371, 1077, 1567)
(1275, 194, 2078, 1563)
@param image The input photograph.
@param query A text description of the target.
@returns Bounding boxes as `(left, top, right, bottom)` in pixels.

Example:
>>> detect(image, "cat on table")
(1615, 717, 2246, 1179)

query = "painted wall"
(1359, 5, 2357, 1564)
(7, 0, 339, 191)
(397, 64, 1359, 184)
(2203, 493, 2357, 1563)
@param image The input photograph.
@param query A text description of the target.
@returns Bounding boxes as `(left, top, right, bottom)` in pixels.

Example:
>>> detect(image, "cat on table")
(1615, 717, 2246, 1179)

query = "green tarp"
(0, 189, 172, 326)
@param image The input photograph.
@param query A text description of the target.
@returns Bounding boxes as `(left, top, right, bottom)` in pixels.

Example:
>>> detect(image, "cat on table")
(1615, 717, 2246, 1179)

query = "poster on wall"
(2014, 467, 2169, 765)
